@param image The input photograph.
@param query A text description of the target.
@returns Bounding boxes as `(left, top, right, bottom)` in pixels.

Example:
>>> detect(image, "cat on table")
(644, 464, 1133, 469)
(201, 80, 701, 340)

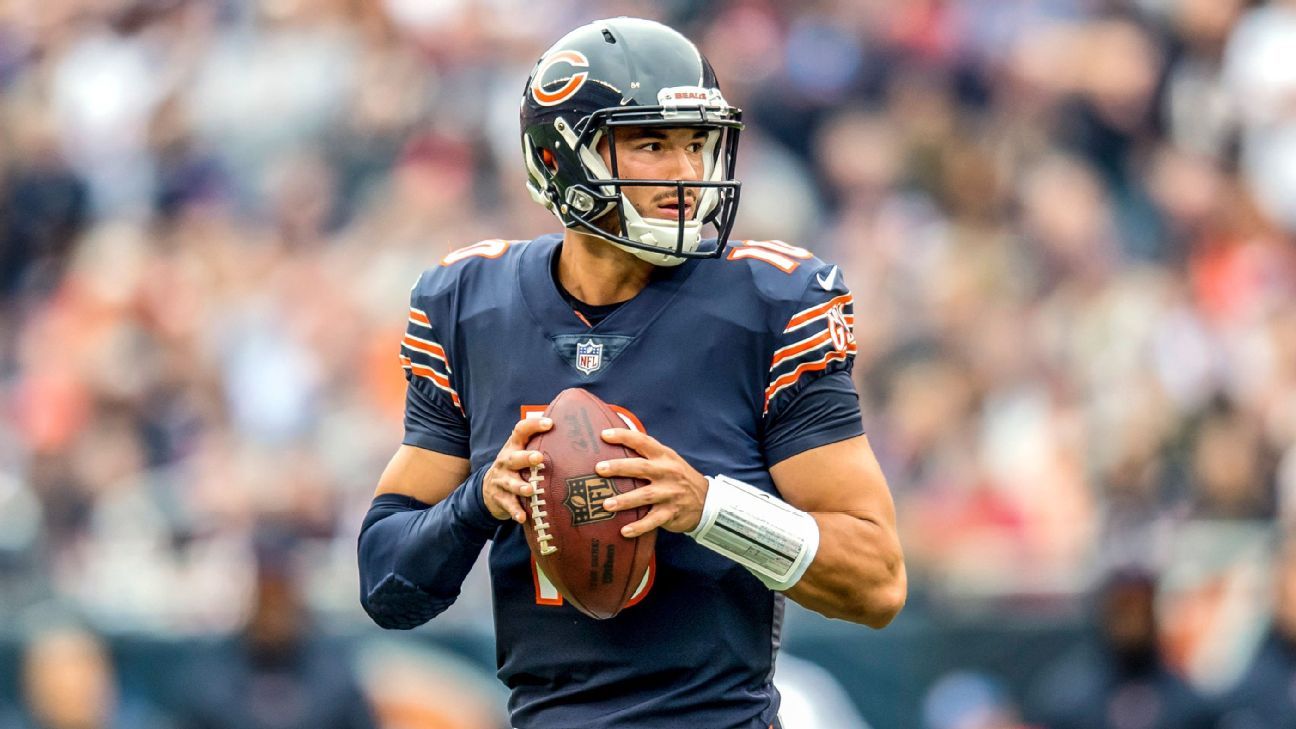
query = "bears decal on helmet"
(529, 50, 590, 107)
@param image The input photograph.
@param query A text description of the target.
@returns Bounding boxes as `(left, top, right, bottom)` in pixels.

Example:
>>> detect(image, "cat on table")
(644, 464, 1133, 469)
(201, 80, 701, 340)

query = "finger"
(493, 491, 527, 523)
(491, 474, 535, 499)
(500, 449, 545, 472)
(482, 480, 526, 521)
(507, 416, 553, 449)
(595, 457, 654, 480)
(603, 485, 659, 513)
(600, 428, 665, 457)
(620, 506, 674, 539)
(483, 495, 510, 521)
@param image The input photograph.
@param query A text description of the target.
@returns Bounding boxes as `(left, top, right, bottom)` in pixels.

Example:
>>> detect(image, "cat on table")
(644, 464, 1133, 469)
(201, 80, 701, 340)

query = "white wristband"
(687, 474, 820, 591)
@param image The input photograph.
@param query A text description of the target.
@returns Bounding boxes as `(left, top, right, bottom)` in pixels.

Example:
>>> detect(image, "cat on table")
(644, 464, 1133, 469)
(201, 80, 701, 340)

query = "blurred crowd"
(2, 0, 1296, 726)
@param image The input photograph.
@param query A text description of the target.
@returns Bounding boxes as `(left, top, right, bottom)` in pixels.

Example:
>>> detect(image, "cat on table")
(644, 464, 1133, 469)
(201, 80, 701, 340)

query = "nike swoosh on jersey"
(816, 266, 838, 291)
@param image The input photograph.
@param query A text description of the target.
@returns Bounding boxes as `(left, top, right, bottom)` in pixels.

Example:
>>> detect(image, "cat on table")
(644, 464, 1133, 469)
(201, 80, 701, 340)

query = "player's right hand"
(482, 417, 553, 522)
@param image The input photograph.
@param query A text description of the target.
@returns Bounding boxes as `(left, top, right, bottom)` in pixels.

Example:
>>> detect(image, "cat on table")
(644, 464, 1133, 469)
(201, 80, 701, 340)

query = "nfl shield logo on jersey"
(575, 339, 603, 375)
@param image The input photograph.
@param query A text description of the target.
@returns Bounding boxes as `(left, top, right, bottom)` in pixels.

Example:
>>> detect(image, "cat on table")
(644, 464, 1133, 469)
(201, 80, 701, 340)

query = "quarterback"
(358, 17, 906, 729)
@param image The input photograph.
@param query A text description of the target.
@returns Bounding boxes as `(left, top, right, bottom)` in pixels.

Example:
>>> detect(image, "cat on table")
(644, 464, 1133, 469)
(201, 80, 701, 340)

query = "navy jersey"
(398, 235, 862, 729)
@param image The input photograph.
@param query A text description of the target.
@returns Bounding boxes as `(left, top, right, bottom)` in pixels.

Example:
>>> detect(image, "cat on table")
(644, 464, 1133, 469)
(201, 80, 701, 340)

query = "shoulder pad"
(715, 239, 844, 307)
(413, 238, 528, 301)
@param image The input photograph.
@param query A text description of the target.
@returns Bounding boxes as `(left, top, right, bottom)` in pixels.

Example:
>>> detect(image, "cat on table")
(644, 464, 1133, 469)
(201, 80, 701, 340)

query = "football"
(520, 388, 655, 619)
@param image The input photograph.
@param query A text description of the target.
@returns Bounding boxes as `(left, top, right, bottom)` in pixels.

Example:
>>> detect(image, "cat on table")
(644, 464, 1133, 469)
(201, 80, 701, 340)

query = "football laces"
(527, 463, 556, 555)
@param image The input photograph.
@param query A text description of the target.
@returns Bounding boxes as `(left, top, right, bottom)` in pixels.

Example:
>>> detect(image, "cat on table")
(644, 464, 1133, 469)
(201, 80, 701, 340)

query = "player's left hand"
(596, 429, 708, 538)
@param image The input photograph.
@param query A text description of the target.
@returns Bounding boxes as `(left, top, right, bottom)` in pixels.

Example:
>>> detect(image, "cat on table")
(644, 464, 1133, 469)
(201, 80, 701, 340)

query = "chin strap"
(608, 224, 697, 266)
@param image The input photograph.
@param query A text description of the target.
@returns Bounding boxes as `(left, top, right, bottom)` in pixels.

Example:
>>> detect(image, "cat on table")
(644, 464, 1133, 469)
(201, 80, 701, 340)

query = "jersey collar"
(518, 233, 704, 339)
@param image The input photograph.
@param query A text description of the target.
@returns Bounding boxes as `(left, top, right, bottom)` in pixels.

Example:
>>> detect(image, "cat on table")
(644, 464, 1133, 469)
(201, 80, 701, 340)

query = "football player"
(358, 17, 906, 729)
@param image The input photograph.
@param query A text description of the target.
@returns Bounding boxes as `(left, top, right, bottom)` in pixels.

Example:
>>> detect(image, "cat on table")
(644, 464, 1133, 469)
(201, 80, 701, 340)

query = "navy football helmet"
(520, 17, 743, 265)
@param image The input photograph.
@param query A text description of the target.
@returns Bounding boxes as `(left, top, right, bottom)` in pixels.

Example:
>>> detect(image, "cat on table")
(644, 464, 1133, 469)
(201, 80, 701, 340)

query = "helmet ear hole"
(541, 149, 557, 171)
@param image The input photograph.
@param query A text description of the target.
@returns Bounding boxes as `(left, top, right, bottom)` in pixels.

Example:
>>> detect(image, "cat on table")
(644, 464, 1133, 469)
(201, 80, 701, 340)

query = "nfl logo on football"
(576, 339, 603, 375)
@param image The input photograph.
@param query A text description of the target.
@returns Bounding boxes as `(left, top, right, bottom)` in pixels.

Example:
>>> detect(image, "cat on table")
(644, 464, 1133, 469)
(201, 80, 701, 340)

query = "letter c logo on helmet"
(530, 50, 590, 107)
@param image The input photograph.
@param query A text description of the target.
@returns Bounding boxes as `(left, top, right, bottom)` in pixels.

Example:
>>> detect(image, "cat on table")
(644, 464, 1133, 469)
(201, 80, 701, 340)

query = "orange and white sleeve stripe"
(763, 294, 857, 413)
(400, 306, 463, 413)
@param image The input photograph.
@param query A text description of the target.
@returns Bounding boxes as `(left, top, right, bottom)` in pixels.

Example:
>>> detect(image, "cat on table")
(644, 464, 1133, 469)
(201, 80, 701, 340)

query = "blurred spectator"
(1218, 536, 1296, 729)
(0, 621, 170, 729)
(353, 641, 509, 729)
(1224, 0, 1296, 233)
(923, 670, 1029, 729)
(0, 108, 88, 304)
(776, 653, 873, 729)
(1025, 569, 1216, 729)
(1160, 0, 1244, 160)
(1187, 398, 1276, 521)
(170, 526, 375, 729)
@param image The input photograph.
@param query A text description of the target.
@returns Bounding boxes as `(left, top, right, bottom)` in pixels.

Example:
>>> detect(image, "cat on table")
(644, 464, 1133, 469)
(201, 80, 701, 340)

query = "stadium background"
(1, 0, 1294, 727)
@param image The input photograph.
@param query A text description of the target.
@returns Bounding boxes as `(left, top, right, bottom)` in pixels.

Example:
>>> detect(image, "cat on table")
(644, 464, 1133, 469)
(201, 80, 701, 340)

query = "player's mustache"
(650, 190, 696, 208)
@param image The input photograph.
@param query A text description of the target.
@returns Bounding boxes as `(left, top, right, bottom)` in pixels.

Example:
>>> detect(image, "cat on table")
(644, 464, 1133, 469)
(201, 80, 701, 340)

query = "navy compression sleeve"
(358, 468, 498, 629)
